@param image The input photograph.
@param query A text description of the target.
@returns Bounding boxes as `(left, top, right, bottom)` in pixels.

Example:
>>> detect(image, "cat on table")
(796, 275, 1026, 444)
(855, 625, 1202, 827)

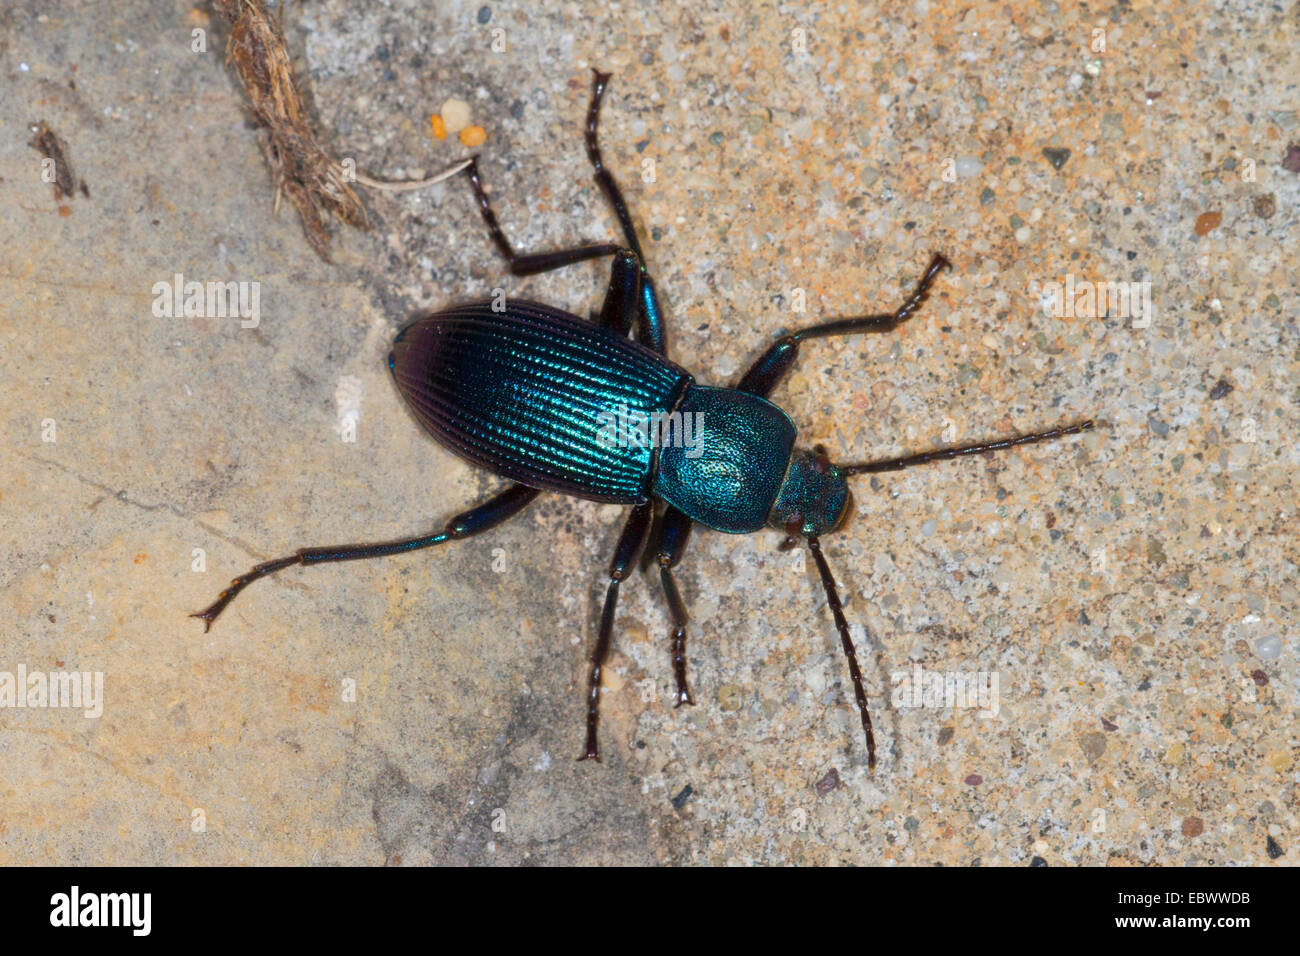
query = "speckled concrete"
(1, 0, 1296, 865)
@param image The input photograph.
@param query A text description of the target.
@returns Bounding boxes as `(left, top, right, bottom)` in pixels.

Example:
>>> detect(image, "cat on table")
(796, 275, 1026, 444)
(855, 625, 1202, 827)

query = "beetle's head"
(767, 446, 853, 540)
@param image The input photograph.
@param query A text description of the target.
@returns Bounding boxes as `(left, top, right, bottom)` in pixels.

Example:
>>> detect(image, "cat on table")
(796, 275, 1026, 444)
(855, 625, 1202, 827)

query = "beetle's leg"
(464, 157, 622, 276)
(584, 70, 667, 355)
(841, 421, 1094, 475)
(580, 502, 654, 761)
(585, 70, 645, 264)
(191, 484, 539, 631)
(736, 253, 950, 397)
(655, 506, 696, 707)
(597, 249, 643, 338)
(807, 535, 877, 771)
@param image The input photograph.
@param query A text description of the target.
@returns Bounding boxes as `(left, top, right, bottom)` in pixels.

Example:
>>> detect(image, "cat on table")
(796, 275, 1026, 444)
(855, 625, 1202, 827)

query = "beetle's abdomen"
(389, 301, 691, 503)
(653, 385, 796, 533)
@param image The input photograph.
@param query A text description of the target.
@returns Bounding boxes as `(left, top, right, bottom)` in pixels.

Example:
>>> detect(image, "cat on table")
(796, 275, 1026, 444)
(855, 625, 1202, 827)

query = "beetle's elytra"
(194, 70, 1093, 770)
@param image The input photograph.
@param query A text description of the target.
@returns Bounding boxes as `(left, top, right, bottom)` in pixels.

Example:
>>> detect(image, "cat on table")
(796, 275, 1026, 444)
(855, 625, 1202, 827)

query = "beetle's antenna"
(806, 535, 876, 770)
(841, 420, 1093, 476)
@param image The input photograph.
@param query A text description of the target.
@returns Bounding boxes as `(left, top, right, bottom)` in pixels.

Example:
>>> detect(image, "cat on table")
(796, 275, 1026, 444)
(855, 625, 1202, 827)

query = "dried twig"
(212, 0, 367, 260)
(212, 1, 476, 260)
(350, 159, 474, 192)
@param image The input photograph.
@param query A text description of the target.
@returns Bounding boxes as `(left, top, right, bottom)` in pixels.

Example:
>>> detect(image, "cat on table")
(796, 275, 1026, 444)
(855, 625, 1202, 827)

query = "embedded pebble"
(1255, 635, 1282, 660)
(440, 97, 472, 134)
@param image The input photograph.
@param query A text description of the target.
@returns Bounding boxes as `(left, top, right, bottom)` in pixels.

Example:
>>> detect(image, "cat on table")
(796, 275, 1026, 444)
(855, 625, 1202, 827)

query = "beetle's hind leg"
(580, 502, 654, 761)
(191, 483, 539, 630)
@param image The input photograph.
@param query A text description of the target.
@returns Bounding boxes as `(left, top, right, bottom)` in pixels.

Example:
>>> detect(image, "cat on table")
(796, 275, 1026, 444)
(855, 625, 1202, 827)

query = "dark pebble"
(1209, 378, 1234, 400)
(1266, 836, 1284, 859)
(1042, 147, 1071, 170)
(671, 784, 693, 809)
(1030, 856, 1048, 867)
(1282, 144, 1300, 174)
(477, 5, 492, 24)
(816, 768, 841, 795)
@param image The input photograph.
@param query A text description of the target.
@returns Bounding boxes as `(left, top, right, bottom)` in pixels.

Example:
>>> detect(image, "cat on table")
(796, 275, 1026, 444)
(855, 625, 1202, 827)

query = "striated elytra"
(194, 71, 1093, 770)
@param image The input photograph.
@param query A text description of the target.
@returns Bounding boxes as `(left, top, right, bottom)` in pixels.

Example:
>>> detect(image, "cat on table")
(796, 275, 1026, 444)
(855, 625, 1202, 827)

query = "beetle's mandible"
(193, 70, 1094, 770)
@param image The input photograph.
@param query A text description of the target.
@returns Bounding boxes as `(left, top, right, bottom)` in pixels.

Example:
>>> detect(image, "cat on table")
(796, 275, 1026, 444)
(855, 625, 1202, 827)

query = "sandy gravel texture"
(0, 0, 1296, 864)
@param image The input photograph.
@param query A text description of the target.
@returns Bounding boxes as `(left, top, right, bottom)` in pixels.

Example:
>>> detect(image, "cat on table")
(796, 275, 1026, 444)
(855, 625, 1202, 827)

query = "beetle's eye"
(784, 513, 804, 537)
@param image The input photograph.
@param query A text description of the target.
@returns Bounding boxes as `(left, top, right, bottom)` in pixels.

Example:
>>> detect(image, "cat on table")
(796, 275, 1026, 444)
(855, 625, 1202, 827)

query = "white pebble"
(440, 97, 472, 134)
(1256, 635, 1282, 660)
(955, 155, 982, 178)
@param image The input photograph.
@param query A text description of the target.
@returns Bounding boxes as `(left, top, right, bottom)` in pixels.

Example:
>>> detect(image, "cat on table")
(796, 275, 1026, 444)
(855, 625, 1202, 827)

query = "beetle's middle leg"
(596, 248, 643, 338)
(735, 253, 950, 397)
(464, 157, 623, 276)
(580, 502, 654, 761)
(654, 506, 696, 707)
(584, 69, 667, 355)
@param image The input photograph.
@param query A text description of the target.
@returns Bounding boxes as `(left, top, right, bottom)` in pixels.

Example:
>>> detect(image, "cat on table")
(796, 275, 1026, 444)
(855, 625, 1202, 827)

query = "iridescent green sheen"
(653, 385, 797, 533)
(390, 300, 691, 503)
(766, 449, 851, 537)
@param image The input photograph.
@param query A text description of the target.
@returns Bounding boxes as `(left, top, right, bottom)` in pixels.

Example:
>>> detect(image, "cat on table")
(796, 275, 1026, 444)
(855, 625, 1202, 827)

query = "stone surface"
(0, 0, 1296, 865)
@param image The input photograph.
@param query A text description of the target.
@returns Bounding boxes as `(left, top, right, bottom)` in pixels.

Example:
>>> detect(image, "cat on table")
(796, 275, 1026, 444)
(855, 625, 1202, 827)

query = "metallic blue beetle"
(195, 71, 1092, 769)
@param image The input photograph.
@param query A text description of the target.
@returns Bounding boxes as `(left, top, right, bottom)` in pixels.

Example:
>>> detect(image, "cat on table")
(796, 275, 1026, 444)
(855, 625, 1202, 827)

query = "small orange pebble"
(1194, 210, 1222, 237)
(459, 125, 487, 147)
(430, 114, 446, 140)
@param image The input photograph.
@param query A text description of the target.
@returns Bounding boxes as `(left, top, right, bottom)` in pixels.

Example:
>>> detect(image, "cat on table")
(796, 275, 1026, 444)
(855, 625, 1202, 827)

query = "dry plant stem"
(213, 0, 367, 261)
(350, 159, 474, 192)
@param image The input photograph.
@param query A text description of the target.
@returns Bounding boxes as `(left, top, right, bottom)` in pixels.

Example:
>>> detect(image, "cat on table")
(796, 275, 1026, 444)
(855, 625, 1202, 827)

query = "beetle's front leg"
(735, 253, 950, 398)
(579, 502, 654, 761)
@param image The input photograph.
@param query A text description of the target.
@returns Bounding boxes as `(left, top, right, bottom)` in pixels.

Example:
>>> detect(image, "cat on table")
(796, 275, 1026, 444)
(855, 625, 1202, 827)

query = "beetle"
(194, 70, 1093, 769)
